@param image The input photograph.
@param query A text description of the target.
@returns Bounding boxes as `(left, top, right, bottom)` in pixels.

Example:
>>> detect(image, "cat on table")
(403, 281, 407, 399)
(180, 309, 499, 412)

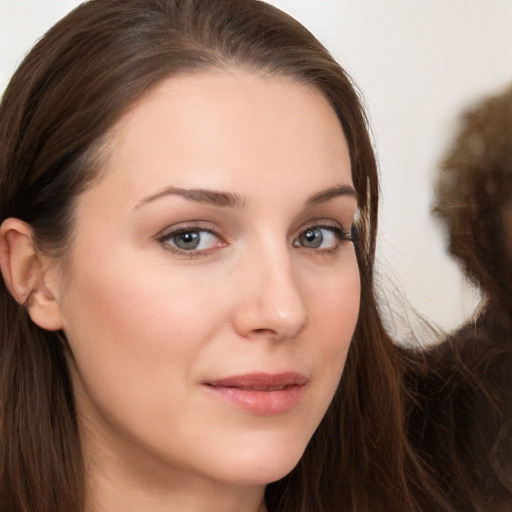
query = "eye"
(296, 227, 336, 249)
(293, 225, 352, 251)
(159, 227, 224, 254)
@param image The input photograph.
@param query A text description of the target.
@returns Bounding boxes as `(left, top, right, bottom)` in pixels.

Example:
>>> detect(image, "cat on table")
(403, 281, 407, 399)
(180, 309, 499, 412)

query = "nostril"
(252, 328, 277, 336)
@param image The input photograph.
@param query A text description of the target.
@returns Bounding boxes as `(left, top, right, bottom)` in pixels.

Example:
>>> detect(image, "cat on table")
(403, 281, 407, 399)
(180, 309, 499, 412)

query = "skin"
(8, 71, 360, 512)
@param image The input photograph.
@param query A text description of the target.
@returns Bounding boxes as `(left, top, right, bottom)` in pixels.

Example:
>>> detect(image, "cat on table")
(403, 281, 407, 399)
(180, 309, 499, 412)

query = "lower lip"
(204, 384, 306, 415)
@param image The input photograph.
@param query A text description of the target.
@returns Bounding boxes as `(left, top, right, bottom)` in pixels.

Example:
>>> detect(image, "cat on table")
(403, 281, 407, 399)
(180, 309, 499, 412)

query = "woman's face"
(51, 71, 360, 497)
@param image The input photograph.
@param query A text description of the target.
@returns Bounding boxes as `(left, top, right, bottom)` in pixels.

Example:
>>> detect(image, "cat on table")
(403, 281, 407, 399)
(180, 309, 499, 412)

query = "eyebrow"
(135, 183, 357, 210)
(135, 187, 246, 209)
(305, 184, 358, 207)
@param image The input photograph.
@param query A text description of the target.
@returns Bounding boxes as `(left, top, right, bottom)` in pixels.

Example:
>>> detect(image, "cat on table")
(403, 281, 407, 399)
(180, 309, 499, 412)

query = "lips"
(204, 372, 308, 415)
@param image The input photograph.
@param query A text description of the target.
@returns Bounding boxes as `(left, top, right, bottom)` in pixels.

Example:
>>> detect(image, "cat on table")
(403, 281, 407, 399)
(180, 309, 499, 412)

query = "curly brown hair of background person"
(432, 84, 512, 313)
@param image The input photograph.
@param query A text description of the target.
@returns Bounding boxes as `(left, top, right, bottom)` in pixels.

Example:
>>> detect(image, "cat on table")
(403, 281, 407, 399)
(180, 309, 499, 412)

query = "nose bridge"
(233, 236, 308, 340)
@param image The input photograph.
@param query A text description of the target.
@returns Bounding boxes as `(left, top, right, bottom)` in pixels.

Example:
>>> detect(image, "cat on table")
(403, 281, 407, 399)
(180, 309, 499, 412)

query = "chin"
(209, 435, 309, 487)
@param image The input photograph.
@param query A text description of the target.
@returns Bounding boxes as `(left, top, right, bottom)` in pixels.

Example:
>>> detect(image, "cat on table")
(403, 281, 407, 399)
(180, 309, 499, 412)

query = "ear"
(0, 218, 64, 331)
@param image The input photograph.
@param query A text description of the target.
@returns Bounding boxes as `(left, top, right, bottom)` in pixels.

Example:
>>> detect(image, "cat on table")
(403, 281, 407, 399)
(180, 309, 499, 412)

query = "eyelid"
(157, 220, 218, 238)
(294, 220, 352, 239)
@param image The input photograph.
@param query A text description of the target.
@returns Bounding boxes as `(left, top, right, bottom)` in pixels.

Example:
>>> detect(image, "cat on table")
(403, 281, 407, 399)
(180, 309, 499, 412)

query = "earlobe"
(0, 218, 64, 331)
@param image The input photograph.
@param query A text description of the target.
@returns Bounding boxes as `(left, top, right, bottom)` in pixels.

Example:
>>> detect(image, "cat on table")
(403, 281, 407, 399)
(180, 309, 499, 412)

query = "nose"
(231, 246, 309, 341)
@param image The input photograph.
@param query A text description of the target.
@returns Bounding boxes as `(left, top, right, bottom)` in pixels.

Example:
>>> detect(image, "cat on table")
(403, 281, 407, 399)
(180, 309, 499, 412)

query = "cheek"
(58, 257, 236, 468)
(308, 257, 360, 344)
(64, 281, 215, 370)
(303, 256, 361, 397)
(58, 253, 226, 410)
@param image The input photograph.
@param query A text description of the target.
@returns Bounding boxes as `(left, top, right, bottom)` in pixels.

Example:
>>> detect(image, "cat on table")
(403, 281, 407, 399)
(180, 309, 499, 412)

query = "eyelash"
(157, 222, 354, 259)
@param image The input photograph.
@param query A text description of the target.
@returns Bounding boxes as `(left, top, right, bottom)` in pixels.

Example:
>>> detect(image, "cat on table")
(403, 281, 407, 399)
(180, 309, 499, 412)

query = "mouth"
(203, 372, 308, 415)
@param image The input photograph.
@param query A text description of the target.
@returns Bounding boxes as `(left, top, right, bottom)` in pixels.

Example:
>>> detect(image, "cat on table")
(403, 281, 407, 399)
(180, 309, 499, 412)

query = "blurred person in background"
(406, 84, 512, 512)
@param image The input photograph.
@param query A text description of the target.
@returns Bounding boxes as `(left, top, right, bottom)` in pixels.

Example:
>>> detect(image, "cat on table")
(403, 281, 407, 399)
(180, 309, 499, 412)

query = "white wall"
(1, 0, 511, 338)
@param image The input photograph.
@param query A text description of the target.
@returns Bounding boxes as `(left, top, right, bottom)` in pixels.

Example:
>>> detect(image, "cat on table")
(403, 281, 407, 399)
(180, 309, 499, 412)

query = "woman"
(0, 1, 459, 511)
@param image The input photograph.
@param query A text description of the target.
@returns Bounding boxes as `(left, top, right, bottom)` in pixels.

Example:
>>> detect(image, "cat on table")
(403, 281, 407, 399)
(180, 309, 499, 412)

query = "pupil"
(175, 231, 200, 250)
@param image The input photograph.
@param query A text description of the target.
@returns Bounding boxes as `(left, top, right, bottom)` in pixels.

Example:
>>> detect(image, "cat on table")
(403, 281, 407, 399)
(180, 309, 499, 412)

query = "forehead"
(88, 70, 352, 208)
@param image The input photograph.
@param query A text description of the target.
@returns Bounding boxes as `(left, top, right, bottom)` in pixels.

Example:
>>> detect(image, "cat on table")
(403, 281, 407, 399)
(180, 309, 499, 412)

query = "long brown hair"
(0, 1, 433, 510)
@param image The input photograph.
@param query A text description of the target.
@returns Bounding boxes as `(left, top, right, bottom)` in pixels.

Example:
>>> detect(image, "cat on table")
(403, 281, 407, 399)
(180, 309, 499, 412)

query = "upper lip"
(205, 372, 308, 390)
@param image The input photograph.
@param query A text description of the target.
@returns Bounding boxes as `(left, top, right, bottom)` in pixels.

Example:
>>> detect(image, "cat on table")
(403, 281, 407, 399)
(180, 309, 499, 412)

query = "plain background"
(1, 0, 511, 340)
